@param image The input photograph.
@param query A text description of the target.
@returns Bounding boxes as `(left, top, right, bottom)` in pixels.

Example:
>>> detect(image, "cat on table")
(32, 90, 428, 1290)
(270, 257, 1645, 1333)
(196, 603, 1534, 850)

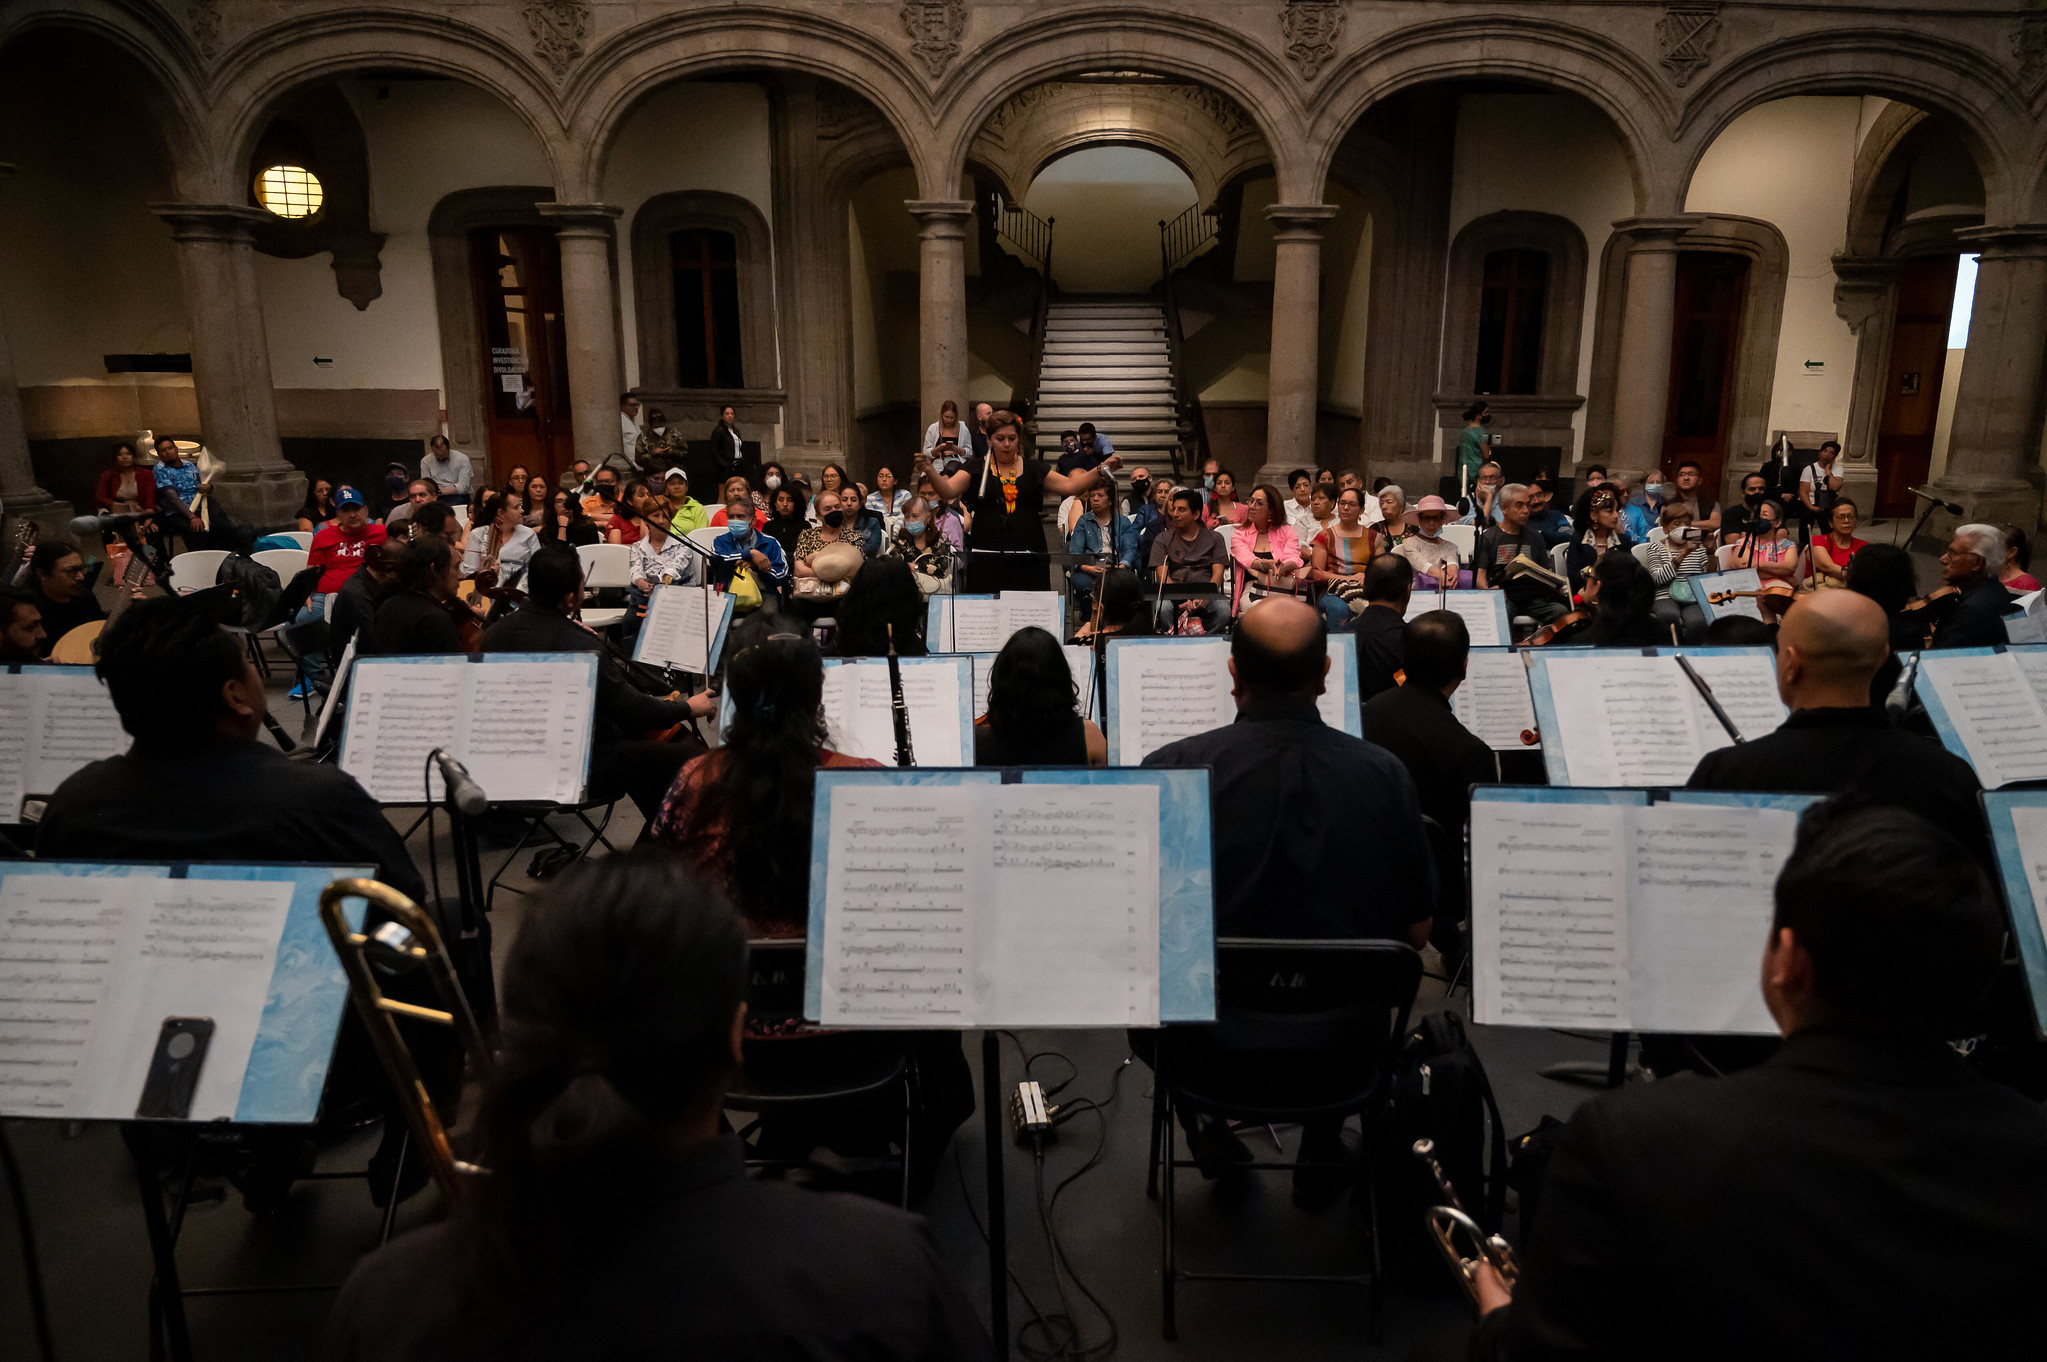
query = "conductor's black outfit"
(1470, 1029, 2047, 1361)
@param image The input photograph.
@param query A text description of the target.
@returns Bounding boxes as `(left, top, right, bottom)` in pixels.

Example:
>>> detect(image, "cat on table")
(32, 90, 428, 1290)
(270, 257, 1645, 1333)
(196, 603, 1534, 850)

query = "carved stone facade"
(901, 0, 967, 81)
(1655, 4, 1721, 88)
(1280, 1, 1345, 82)
(524, 0, 590, 81)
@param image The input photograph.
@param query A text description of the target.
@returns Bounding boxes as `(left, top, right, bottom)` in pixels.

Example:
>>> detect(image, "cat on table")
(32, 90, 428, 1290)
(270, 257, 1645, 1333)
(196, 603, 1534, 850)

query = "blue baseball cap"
(335, 485, 366, 509)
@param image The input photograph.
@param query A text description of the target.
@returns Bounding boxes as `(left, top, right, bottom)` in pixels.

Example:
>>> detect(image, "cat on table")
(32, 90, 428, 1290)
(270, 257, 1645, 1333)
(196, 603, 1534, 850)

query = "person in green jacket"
(663, 467, 710, 536)
(1457, 401, 1493, 494)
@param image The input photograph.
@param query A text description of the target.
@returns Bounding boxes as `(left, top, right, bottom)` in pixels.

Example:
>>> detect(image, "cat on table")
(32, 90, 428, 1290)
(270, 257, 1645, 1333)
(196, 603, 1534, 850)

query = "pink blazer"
(1229, 522, 1305, 611)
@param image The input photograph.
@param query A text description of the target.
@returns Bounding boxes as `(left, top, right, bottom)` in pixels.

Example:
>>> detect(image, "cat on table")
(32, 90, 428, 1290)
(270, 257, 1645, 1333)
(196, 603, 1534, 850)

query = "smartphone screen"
(136, 1017, 215, 1120)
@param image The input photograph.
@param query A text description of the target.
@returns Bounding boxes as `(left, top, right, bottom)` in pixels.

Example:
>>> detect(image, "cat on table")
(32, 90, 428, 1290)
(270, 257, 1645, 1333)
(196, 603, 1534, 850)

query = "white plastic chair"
(168, 549, 229, 594)
(279, 531, 313, 550)
(576, 542, 633, 629)
(1441, 523, 1477, 559)
(1548, 541, 1573, 579)
(251, 547, 309, 580)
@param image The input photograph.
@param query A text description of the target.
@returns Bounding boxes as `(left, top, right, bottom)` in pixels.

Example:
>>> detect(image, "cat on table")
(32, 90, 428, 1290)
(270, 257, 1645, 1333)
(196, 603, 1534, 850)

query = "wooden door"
(1873, 254, 1959, 520)
(470, 228, 573, 487)
(1661, 252, 1749, 492)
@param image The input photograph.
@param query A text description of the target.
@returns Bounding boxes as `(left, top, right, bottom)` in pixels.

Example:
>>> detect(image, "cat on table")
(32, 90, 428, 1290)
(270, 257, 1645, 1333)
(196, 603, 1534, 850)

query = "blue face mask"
(730, 525, 753, 545)
(903, 519, 926, 537)
(1203, 474, 1216, 489)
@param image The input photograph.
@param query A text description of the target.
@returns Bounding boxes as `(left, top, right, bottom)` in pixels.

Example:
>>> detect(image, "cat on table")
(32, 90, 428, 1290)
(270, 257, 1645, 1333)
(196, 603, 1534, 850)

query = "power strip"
(1011, 1080, 1053, 1145)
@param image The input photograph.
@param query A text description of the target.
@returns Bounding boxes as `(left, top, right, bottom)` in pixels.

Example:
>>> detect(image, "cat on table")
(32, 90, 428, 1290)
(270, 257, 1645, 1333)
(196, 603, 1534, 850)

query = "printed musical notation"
(818, 782, 1161, 1027)
(1920, 651, 2047, 789)
(636, 584, 730, 675)
(1110, 638, 1354, 763)
(1405, 590, 1506, 647)
(342, 656, 596, 805)
(1628, 805, 1790, 1033)
(0, 874, 294, 1120)
(942, 592, 1064, 654)
(1540, 652, 1784, 787)
(0, 669, 126, 821)
(1472, 803, 1627, 1027)
(1455, 650, 1537, 750)
(819, 659, 967, 766)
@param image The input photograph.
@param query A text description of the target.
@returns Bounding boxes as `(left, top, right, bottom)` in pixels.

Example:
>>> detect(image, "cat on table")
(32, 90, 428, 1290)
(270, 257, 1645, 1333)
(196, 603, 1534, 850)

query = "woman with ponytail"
(330, 850, 988, 1359)
(650, 610, 881, 933)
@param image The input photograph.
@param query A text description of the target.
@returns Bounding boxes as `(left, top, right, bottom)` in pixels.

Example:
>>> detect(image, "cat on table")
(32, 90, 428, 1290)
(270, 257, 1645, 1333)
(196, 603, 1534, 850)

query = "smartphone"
(136, 1017, 214, 1120)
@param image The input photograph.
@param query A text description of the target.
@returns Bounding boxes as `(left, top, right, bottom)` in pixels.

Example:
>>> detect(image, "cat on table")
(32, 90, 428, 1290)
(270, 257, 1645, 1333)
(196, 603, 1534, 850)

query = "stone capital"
(1954, 222, 2047, 259)
(537, 201, 623, 238)
(904, 198, 974, 240)
(1263, 202, 1338, 240)
(1831, 254, 1898, 331)
(1610, 214, 1704, 251)
(149, 203, 269, 245)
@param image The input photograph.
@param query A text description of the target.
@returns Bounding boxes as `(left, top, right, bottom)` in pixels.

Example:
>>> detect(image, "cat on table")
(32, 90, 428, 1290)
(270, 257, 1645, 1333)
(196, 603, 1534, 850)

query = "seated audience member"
(1462, 460, 1505, 526)
(1355, 609, 1498, 963)
(1396, 495, 1462, 587)
(1133, 476, 1178, 569)
(1687, 590, 1982, 859)
(1230, 484, 1305, 613)
(888, 496, 956, 594)
(973, 625, 1106, 766)
(1809, 497, 1868, 587)
(1548, 550, 1661, 647)
(328, 540, 401, 670)
(793, 489, 866, 585)
(1141, 597, 1434, 1201)
(327, 851, 990, 1362)
(24, 542, 104, 657)
(369, 538, 474, 655)
(520, 475, 550, 530)
(301, 488, 390, 689)
(459, 490, 541, 588)
(660, 468, 707, 536)
(1285, 468, 1320, 541)
(1671, 459, 1721, 537)
(710, 492, 789, 612)
(1465, 802, 2047, 1361)
(831, 558, 927, 659)
(1645, 501, 1710, 640)
(865, 463, 912, 518)
(1730, 496, 1804, 618)
(95, 440, 158, 519)
(579, 465, 623, 519)
(38, 594, 420, 895)
(1067, 481, 1139, 612)
(1345, 553, 1413, 701)
(1375, 485, 1412, 546)
(538, 492, 601, 548)
(709, 475, 769, 531)
(764, 485, 809, 560)
(1524, 479, 1571, 549)
(386, 478, 438, 530)
(1476, 483, 1569, 625)
(1311, 487, 1377, 627)
(0, 589, 46, 663)
(2001, 525, 2040, 594)
(1205, 468, 1246, 527)
(1148, 488, 1229, 634)
(627, 500, 696, 600)
(806, 464, 853, 525)
(1564, 486, 1632, 596)
(484, 548, 706, 821)
(1933, 523, 2014, 648)
(295, 478, 337, 533)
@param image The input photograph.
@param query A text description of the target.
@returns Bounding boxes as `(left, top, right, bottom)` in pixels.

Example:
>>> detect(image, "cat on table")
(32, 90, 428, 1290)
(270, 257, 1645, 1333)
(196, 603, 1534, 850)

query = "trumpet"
(320, 878, 495, 1197)
(1413, 1137, 1519, 1310)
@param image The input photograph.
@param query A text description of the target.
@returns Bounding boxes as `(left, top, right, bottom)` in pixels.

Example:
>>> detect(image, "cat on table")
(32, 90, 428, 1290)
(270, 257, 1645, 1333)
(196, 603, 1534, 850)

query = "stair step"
(1047, 310, 1165, 322)
(1035, 433, 1184, 448)
(1034, 415, 1180, 428)
(1043, 347, 1170, 360)
(1039, 381, 1176, 393)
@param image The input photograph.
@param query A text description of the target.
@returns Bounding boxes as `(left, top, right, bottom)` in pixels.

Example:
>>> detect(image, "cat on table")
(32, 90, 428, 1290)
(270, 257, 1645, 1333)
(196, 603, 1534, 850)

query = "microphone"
(1909, 487, 1964, 515)
(68, 512, 144, 538)
(430, 747, 489, 817)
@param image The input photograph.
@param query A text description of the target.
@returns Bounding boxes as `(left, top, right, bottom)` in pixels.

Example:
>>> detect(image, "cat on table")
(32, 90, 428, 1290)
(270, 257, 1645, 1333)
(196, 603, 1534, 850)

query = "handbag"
(727, 564, 764, 611)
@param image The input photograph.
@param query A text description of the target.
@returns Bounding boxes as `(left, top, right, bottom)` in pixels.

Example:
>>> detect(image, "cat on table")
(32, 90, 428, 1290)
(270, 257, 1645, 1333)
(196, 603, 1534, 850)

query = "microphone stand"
(426, 749, 489, 1010)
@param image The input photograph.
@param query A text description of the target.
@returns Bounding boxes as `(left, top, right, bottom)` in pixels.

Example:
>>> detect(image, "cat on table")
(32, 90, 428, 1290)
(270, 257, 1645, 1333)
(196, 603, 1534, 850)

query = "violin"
(1705, 582, 1796, 605)
(439, 591, 485, 653)
(1522, 608, 1592, 647)
(1897, 586, 1959, 649)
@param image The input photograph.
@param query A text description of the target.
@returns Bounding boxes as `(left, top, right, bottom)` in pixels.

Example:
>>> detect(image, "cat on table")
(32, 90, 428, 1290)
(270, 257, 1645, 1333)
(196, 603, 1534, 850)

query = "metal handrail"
(1158, 214, 1212, 477)
(992, 192, 1054, 275)
(1160, 202, 1219, 275)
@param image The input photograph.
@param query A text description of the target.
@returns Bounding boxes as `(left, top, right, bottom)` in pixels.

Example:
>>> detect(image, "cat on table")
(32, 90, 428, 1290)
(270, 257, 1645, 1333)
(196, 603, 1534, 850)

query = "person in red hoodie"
(296, 485, 387, 697)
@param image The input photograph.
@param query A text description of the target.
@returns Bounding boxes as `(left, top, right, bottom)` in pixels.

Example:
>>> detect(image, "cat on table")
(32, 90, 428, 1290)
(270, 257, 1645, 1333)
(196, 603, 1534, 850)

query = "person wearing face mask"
(888, 495, 956, 594)
(710, 492, 789, 612)
(1396, 495, 1465, 588)
(1724, 470, 1772, 541)
(634, 406, 680, 478)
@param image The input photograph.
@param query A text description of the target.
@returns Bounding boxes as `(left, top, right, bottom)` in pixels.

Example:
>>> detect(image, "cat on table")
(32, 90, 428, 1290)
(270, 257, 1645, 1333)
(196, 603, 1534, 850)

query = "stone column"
(1831, 254, 1899, 507)
(538, 202, 626, 473)
(1264, 204, 1337, 469)
(771, 77, 852, 472)
(0, 165, 73, 543)
(151, 203, 303, 527)
(1606, 217, 1697, 468)
(1930, 225, 2047, 531)
(906, 200, 973, 431)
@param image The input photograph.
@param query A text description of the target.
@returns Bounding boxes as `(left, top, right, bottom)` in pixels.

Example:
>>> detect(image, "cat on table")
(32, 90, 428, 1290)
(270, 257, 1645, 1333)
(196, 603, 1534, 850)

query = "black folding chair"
(723, 939, 917, 1207)
(1148, 937, 1423, 1343)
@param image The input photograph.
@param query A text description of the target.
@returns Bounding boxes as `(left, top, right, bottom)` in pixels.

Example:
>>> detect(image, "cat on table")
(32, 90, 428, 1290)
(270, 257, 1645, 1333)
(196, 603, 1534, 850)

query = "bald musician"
(1685, 589, 1983, 860)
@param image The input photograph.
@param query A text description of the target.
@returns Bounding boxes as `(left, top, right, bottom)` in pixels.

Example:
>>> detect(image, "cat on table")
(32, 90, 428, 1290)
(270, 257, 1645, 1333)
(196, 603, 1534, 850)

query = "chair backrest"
(1212, 937, 1422, 1070)
(1548, 540, 1572, 578)
(1715, 542, 1743, 571)
(576, 541, 632, 590)
(1441, 522, 1478, 558)
(280, 531, 313, 550)
(279, 615, 330, 663)
(745, 939, 807, 1025)
(1629, 542, 1655, 570)
(251, 547, 310, 580)
(168, 548, 230, 594)
(686, 527, 727, 560)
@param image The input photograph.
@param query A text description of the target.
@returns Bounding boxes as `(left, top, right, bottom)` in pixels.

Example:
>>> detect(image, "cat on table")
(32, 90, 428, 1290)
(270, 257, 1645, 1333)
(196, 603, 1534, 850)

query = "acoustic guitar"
(49, 548, 152, 664)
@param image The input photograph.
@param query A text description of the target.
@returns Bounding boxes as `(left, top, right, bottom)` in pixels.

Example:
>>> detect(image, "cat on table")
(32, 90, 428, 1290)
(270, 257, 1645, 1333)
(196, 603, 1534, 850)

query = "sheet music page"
(1314, 637, 1352, 732)
(1471, 800, 1628, 1027)
(970, 654, 995, 721)
(1920, 651, 2047, 788)
(1001, 592, 1066, 643)
(949, 598, 1007, 653)
(313, 634, 357, 748)
(2012, 648, 2047, 715)
(1454, 651, 1537, 750)
(0, 873, 139, 1116)
(1699, 569, 1766, 621)
(466, 661, 591, 803)
(2006, 592, 2047, 646)
(25, 671, 125, 795)
(886, 660, 965, 766)
(1544, 655, 1704, 786)
(636, 585, 707, 673)
(1113, 641, 1234, 764)
(1677, 651, 1787, 754)
(1065, 646, 1098, 718)
(981, 784, 1160, 1026)
(2003, 804, 2047, 962)
(342, 662, 467, 802)
(0, 678, 31, 821)
(818, 784, 978, 1024)
(1406, 591, 1503, 646)
(1627, 804, 1788, 1034)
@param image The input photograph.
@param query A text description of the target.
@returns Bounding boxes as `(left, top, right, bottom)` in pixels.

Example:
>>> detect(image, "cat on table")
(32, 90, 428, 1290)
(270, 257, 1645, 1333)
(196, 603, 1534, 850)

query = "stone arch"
(931, 14, 1301, 202)
(568, 12, 933, 204)
(0, 2, 209, 197)
(629, 191, 778, 397)
(205, 16, 571, 206)
(1673, 34, 2026, 225)
(1582, 215, 1790, 482)
(1307, 17, 1680, 216)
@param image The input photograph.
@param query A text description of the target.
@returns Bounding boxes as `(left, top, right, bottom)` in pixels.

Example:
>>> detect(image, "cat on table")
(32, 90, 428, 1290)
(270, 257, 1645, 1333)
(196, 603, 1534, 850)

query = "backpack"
(216, 552, 282, 629)
(1377, 1009, 1507, 1290)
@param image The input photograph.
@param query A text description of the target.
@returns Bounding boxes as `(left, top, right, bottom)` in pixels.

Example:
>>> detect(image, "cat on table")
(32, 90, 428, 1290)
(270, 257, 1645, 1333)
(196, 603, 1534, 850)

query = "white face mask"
(765, 474, 782, 490)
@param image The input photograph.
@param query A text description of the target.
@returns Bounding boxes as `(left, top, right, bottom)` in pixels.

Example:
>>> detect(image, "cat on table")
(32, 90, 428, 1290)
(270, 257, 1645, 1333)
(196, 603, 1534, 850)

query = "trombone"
(320, 878, 494, 1198)
(1412, 1137, 1519, 1310)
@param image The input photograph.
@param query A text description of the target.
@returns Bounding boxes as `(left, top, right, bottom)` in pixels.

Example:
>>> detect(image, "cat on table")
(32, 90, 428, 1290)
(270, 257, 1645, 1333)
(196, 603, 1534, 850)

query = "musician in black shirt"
(1931, 523, 2013, 649)
(329, 852, 990, 1361)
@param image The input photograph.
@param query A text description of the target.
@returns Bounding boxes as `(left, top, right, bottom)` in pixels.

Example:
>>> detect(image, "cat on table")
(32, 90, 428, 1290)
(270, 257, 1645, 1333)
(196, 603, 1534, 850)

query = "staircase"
(1032, 298, 1184, 469)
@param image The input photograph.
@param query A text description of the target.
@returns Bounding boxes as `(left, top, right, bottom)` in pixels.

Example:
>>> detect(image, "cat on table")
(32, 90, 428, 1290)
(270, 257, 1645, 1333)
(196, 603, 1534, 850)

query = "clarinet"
(885, 622, 915, 768)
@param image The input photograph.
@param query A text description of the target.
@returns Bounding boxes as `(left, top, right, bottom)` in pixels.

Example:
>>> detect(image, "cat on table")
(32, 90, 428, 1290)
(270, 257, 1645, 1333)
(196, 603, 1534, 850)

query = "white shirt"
(460, 522, 539, 579)
(630, 533, 698, 588)
(422, 449, 473, 495)
(621, 411, 640, 461)
(1800, 461, 1840, 495)
(1286, 500, 1321, 542)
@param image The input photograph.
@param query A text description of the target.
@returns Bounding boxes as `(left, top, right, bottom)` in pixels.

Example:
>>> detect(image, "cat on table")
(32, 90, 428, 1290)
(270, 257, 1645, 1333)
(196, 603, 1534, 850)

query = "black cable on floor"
(0, 1122, 57, 1362)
